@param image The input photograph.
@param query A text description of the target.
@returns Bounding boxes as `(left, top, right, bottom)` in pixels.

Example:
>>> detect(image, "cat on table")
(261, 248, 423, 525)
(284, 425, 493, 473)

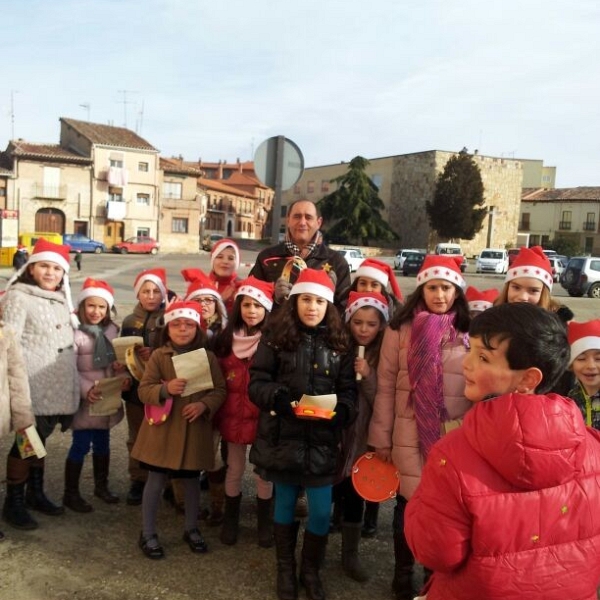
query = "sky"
(2, 0, 599, 187)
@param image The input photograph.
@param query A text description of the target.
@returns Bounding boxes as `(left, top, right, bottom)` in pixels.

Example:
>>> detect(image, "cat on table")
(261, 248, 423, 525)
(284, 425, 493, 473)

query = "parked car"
(434, 243, 467, 273)
(202, 233, 224, 251)
(402, 252, 426, 276)
(476, 248, 509, 274)
(394, 248, 422, 270)
(507, 248, 522, 266)
(112, 236, 159, 255)
(560, 256, 600, 297)
(63, 234, 106, 254)
(338, 248, 365, 272)
(548, 256, 565, 282)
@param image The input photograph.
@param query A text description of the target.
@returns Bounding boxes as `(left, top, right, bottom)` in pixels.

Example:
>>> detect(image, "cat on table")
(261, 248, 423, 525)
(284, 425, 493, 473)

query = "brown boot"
(25, 457, 64, 516)
(341, 522, 369, 582)
(63, 459, 93, 513)
(299, 530, 328, 600)
(274, 522, 299, 600)
(93, 455, 119, 504)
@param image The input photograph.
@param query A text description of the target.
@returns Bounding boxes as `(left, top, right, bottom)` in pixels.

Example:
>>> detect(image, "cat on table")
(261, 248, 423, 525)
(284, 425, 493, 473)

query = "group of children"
(1, 238, 599, 600)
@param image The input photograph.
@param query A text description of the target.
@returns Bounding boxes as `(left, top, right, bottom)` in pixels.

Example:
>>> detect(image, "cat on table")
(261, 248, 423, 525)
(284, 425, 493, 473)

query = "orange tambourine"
(351, 452, 399, 502)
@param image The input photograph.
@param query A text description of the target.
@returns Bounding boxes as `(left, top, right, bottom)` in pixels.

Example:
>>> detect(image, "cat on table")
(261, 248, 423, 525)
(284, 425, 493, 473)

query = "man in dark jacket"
(12, 246, 28, 270)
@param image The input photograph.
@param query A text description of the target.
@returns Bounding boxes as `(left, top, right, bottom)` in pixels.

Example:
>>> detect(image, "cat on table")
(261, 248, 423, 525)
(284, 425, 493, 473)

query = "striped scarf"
(285, 230, 323, 260)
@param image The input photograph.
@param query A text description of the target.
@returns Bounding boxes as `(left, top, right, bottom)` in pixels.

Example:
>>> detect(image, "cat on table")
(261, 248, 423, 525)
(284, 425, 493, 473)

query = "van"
(434, 243, 467, 273)
(476, 248, 509, 274)
(18, 232, 64, 253)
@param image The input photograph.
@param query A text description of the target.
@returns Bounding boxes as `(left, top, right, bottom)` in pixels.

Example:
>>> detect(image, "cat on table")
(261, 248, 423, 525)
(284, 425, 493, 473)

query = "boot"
(299, 530, 328, 600)
(392, 529, 415, 600)
(257, 497, 274, 548)
(93, 455, 119, 504)
(206, 480, 225, 526)
(126, 480, 145, 506)
(63, 459, 93, 513)
(220, 493, 242, 545)
(329, 497, 342, 534)
(361, 501, 379, 538)
(274, 522, 300, 600)
(25, 458, 64, 516)
(3, 456, 38, 530)
(341, 522, 369, 582)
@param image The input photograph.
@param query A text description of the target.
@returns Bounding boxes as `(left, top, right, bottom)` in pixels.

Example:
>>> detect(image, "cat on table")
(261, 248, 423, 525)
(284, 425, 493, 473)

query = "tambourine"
(125, 345, 145, 381)
(280, 256, 307, 283)
(351, 452, 399, 503)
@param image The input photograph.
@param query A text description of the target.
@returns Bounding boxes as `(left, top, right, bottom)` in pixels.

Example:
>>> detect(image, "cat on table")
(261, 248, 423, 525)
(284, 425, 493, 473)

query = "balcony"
(558, 220, 572, 230)
(583, 221, 597, 231)
(31, 183, 67, 200)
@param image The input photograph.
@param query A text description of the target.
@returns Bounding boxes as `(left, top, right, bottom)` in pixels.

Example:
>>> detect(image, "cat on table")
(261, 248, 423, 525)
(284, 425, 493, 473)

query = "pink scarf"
(407, 309, 458, 459)
(232, 330, 261, 360)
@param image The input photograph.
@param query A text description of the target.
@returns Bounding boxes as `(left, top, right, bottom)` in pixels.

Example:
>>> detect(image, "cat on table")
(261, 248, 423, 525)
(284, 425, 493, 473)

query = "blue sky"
(2, 0, 599, 186)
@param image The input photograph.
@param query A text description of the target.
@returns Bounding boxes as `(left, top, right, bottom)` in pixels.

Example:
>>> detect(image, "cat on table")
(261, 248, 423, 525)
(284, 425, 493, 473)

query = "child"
(132, 301, 226, 559)
(465, 285, 499, 318)
(74, 250, 82, 272)
(120, 268, 169, 506)
(567, 319, 600, 429)
(405, 303, 600, 600)
(182, 268, 228, 339)
(211, 276, 275, 547)
(0, 305, 35, 540)
(353, 258, 404, 314)
(209, 238, 242, 314)
(1, 238, 79, 530)
(335, 290, 389, 582)
(63, 278, 130, 512)
(249, 268, 357, 600)
(368, 254, 471, 600)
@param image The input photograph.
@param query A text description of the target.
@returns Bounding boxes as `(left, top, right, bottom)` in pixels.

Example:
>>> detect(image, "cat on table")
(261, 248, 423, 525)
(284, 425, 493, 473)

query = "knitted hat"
(290, 268, 335, 303)
(210, 238, 240, 271)
(133, 268, 167, 300)
(164, 301, 201, 326)
(568, 320, 600, 365)
(77, 278, 115, 309)
(344, 291, 390, 323)
(236, 276, 275, 312)
(465, 286, 499, 313)
(416, 255, 466, 290)
(505, 246, 553, 291)
(182, 268, 228, 326)
(356, 258, 403, 300)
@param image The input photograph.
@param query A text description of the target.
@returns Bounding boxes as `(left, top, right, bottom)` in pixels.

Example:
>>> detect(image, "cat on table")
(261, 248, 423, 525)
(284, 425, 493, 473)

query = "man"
(250, 200, 351, 308)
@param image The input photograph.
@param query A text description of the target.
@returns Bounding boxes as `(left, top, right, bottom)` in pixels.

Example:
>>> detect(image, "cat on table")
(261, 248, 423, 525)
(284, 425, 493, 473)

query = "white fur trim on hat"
(164, 307, 201, 326)
(416, 266, 466, 290)
(468, 300, 494, 312)
(505, 265, 553, 291)
(29, 250, 70, 273)
(134, 274, 167, 300)
(345, 296, 389, 323)
(290, 282, 334, 304)
(77, 287, 114, 309)
(236, 284, 273, 312)
(356, 265, 388, 287)
(570, 336, 600, 365)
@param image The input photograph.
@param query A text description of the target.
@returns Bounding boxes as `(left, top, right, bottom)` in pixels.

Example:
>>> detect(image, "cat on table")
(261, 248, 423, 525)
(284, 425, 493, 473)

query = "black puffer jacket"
(249, 327, 357, 487)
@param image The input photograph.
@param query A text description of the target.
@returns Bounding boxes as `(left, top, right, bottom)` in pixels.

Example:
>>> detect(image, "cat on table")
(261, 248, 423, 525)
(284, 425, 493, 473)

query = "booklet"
(171, 348, 214, 397)
(16, 425, 47, 459)
(89, 376, 125, 417)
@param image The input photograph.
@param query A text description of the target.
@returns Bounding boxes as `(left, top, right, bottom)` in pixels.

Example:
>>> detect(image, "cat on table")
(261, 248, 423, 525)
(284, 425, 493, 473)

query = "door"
(104, 221, 124, 247)
(35, 208, 65, 233)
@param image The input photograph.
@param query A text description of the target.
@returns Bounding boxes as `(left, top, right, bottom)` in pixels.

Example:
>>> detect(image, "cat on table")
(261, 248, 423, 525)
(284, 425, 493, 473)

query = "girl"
(1, 239, 79, 531)
(132, 301, 226, 559)
(208, 238, 242, 314)
(464, 286, 499, 318)
(182, 268, 228, 339)
(249, 268, 357, 600)
(368, 255, 471, 600)
(0, 304, 35, 540)
(63, 278, 130, 513)
(120, 268, 170, 506)
(352, 258, 404, 315)
(212, 276, 275, 547)
(335, 291, 389, 582)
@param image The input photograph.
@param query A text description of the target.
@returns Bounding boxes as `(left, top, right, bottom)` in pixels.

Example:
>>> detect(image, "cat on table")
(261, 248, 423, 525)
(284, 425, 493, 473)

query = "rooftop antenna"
(79, 103, 91, 121)
(117, 90, 138, 128)
(135, 100, 144, 134)
(10, 90, 19, 139)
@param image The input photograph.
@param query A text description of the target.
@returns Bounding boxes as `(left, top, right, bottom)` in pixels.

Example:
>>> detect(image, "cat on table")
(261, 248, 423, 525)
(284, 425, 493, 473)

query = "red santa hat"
(505, 246, 553, 291)
(164, 301, 201, 326)
(133, 268, 167, 300)
(77, 278, 115, 309)
(290, 268, 335, 303)
(210, 238, 240, 271)
(465, 286, 499, 313)
(182, 268, 228, 324)
(235, 276, 275, 312)
(355, 258, 403, 301)
(567, 320, 600, 365)
(344, 291, 390, 323)
(416, 255, 466, 290)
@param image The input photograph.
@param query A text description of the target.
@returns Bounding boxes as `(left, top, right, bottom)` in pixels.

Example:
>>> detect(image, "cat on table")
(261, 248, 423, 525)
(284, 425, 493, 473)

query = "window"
(307, 181, 315, 193)
(137, 227, 150, 237)
(137, 193, 150, 206)
(321, 180, 330, 193)
(108, 187, 123, 202)
(584, 212, 596, 231)
(559, 211, 572, 230)
(163, 181, 182, 200)
(0, 187, 6, 197)
(371, 174, 382, 190)
(109, 159, 123, 168)
(520, 212, 530, 230)
(294, 183, 301, 194)
(172, 218, 188, 233)
(138, 162, 149, 172)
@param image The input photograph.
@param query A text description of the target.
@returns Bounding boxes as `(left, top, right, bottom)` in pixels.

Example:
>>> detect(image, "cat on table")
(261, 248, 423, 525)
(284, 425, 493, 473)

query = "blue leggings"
(274, 483, 332, 536)
(67, 429, 110, 463)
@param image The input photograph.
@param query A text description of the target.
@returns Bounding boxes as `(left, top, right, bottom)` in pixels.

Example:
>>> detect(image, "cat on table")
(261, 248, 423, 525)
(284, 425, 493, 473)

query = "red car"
(112, 236, 159, 255)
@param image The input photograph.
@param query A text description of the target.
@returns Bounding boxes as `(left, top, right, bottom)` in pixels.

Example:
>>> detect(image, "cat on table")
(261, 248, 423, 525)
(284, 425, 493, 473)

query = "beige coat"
(132, 344, 226, 471)
(368, 323, 471, 499)
(0, 322, 35, 436)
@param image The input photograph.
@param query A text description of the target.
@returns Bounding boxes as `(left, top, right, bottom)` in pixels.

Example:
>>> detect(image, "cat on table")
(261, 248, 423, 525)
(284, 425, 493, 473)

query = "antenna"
(117, 90, 138, 128)
(79, 103, 91, 121)
(136, 100, 144, 134)
(10, 90, 19, 139)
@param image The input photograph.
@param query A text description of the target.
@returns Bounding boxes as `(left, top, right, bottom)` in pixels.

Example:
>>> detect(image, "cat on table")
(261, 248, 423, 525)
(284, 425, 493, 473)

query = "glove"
(274, 278, 293, 304)
(273, 387, 294, 416)
(330, 403, 349, 428)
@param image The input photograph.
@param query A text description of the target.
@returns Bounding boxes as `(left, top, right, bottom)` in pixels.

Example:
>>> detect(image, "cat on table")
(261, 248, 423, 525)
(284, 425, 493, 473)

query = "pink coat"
(368, 322, 470, 499)
(405, 393, 600, 600)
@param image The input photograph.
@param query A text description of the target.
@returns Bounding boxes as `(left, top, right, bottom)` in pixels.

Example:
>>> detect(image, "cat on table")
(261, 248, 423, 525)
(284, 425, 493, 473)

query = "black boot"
(93, 455, 119, 504)
(257, 497, 274, 548)
(274, 521, 300, 600)
(220, 493, 242, 545)
(341, 522, 369, 582)
(299, 530, 328, 600)
(126, 480, 145, 506)
(392, 497, 415, 600)
(63, 459, 93, 513)
(3, 483, 39, 530)
(25, 459, 64, 516)
(361, 501, 379, 538)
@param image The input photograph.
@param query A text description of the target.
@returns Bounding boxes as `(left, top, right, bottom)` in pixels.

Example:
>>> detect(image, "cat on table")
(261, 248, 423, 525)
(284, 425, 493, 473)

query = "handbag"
(144, 397, 173, 426)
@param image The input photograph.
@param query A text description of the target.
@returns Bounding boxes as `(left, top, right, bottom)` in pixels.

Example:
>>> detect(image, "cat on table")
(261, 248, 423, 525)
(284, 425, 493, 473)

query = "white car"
(476, 248, 509, 274)
(338, 248, 365, 272)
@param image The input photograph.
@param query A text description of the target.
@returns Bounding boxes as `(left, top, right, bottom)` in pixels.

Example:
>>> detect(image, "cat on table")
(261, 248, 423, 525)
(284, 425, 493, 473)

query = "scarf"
(285, 230, 323, 260)
(407, 309, 458, 459)
(232, 329, 262, 360)
(79, 324, 117, 369)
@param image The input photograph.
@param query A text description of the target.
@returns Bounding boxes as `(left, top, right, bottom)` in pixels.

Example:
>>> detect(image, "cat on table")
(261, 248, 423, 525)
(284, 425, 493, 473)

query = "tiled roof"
(160, 157, 203, 176)
(226, 171, 267, 188)
(198, 177, 255, 197)
(522, 187, 600, 202)
(8, 141, 92, 164)
(60, 118, 158, 152)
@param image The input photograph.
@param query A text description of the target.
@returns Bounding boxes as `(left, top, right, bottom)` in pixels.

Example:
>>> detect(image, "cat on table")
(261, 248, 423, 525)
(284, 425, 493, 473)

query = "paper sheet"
(171, 348, 214, 397)
(112, 336, 144, 364)
(89, 376, 125, 416)
(296, 394, 337, 410)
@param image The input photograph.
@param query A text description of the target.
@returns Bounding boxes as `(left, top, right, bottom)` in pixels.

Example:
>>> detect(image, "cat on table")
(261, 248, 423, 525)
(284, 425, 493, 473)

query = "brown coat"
(131, 344, 226, 471)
